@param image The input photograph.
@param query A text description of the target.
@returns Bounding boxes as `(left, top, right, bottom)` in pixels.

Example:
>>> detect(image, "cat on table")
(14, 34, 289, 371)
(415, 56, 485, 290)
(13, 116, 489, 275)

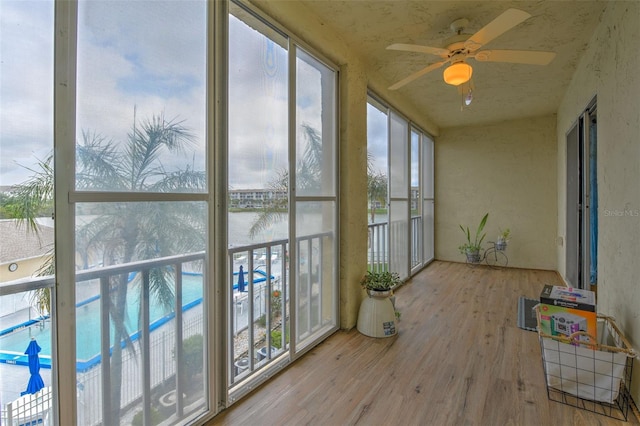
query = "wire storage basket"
(536, 306, 637, 421)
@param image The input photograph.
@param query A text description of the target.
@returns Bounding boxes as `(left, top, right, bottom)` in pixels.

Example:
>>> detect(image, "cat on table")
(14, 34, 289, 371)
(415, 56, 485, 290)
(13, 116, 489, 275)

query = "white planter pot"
(357, 291, 397, 338)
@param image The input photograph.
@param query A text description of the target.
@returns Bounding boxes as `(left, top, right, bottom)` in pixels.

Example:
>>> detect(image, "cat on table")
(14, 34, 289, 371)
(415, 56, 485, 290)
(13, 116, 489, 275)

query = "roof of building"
(0, 219, 54, 263)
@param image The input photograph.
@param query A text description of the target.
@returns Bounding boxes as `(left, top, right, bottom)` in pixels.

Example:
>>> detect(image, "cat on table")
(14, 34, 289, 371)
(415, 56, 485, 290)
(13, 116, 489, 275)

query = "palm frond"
(76, 131, 124, 190)
(126, 113, 195, 190)
(148, 267, 175, 311)
(249, 207, 288, 239)
(9, 153, 54, 233)
(149, 167, 206, 193)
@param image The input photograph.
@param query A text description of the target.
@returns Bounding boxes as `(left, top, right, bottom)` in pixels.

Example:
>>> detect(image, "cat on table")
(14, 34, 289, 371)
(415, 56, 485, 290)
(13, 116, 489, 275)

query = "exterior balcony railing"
(368, 216, 423, 273)
(0, 231, 328, 425)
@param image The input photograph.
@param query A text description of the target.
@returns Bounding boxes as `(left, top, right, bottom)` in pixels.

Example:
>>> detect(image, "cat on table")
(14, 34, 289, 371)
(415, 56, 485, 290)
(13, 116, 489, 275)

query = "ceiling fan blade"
(387, 43, 449, 57)
(474, 49, 556, 65)
(464, 8, 531, 52)
(388, 60, 448, 90)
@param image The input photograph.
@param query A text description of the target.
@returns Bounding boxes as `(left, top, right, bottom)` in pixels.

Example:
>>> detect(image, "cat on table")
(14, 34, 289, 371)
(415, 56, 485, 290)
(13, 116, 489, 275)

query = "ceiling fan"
(387, 8, 556, 91)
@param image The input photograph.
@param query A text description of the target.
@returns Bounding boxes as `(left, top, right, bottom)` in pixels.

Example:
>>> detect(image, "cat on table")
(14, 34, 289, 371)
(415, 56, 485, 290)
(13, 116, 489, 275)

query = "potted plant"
(360, 270, 401, 297)
(496, 228, 510, 251)
(458, 213, 489, 263)
(357, 270, 401, 338)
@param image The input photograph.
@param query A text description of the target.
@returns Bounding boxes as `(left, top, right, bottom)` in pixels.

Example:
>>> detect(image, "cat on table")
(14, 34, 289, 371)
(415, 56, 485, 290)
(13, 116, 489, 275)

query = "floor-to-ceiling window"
(422, 133, 435, 264)
(410, 128, 422, 271)
(227, 0, 338, 404)
(1, 0, 338, 423)
(227, 2, 289, 395)
(293, 48, 338, 353)
(0, 3, 55, 425)
(366, 100, 389, 273)
(366, 95, 434, 279)
(388, 111, 410, 280)
(72, 1, 209, 424)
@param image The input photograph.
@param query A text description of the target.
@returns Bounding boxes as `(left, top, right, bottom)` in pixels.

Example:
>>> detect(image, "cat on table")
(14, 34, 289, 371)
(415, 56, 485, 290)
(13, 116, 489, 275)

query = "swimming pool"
(0, 269, 272, 371)
(0, 273, 204, 371)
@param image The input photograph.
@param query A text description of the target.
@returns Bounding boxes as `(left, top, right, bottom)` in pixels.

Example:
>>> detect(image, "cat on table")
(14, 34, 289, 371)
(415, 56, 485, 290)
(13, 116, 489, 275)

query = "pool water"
(0, 274, 203, 368)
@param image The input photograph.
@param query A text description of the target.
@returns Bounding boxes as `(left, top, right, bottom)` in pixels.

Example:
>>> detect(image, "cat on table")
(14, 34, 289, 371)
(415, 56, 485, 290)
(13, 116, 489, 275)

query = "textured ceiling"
(297, 1, 607, 129)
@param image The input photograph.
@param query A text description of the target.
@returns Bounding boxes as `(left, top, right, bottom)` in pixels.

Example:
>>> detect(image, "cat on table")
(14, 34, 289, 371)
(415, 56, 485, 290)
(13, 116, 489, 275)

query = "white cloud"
(0, 1, 54, 186)
(1, 1, 332, 193)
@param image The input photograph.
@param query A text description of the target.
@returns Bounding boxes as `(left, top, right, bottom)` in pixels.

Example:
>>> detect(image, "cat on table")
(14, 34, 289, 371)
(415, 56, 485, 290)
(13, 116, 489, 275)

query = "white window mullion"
(53, 1, 79, 425)
(211, 0, 226, 415)
(287, 42, 297, 357)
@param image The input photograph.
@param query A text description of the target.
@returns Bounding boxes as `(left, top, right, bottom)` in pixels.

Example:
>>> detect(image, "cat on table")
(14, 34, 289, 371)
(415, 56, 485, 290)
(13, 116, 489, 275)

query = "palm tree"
(366, 151, 388, 224)
(10, 111, 206, 422)
(367, 172, 388, 223)
(247, 123, 322, 238)
(5, 154, 56, 316)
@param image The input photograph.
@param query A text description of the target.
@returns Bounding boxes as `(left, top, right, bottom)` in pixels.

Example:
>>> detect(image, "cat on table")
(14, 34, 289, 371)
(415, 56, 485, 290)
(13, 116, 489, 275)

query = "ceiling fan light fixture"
(443, 62, 473, 86)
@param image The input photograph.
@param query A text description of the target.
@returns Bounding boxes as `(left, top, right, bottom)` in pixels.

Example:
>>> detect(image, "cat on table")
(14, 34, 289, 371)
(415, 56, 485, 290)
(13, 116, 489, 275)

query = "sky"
(0, 1, 55, 186)
(1, 1, 209, 187)
(0, 1, 384, 192)
(0, 1, 279, 190)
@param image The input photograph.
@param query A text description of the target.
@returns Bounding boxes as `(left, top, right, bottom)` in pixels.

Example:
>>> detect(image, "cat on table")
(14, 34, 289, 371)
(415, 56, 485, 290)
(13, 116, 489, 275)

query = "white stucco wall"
(436, 115, 557, 270)
(556, 1, 640, 400)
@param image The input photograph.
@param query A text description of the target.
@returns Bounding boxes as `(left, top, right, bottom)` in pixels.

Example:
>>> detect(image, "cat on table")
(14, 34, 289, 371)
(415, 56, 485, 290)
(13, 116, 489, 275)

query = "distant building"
(229, 189, 286, 209)
(0, 219, 53, 283)
(0, 219, 54, 319)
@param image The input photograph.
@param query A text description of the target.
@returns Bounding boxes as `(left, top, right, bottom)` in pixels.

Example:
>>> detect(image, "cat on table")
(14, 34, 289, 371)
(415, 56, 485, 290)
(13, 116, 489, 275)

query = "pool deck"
(0, 307, 48, 408)
(0, 362, 52, 413)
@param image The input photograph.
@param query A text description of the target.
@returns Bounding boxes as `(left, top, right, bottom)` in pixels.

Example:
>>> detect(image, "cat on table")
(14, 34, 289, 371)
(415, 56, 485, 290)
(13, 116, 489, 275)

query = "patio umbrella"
(238, 265, 246, 292)
(21, 338, 45, 396)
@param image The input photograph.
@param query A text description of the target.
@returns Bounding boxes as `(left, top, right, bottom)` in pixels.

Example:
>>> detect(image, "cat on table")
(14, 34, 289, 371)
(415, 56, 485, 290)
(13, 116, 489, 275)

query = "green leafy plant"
(360, 270, 401, 291)
(498, 228, 511, 242)
(256, 315, 267, 328)
(458, 212, 489, 254)
(270, 328, 290, 349)
(183, 334, 204, 380)
(131, 406, 163, 426)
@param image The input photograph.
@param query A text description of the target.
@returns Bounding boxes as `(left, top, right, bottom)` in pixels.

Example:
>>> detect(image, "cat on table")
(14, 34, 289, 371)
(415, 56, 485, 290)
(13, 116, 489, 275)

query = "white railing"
(228, 239, 288, 386)
(77, 252, 207, 426)
(3, 386, 52, 426)
(368, 221, 388, 272)
(1, 252, 207, 426)
(411, 215, 422, 270)
(227, 231, 334, 386)
(368, 216, 423, 273)
(75, 315, 204, 426)
(1, 231, 336, 424)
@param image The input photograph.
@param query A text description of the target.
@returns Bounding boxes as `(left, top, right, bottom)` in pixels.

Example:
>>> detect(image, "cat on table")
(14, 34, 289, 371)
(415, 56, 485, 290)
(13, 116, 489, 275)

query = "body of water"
(0, 275, 204, 365)
(228, 211, 288, 247)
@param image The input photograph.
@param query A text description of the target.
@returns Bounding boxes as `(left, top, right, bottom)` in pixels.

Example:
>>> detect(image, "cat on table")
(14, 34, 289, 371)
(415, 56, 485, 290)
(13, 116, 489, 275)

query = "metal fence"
(2, 231, 338, 424)
(368, 217, 423, 273)
(76, 315, 204, 426)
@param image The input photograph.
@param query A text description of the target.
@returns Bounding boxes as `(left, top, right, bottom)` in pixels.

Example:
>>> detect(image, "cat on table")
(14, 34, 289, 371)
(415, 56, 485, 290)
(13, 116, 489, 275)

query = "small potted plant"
(496, 228, 510, 251)
(360, 270, 401, 297)
(357, 270, 401, 338)
(458, 213, 489, 263)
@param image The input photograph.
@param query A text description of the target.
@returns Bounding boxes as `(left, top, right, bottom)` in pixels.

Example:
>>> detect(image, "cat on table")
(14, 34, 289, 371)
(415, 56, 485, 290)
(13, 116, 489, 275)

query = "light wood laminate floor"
(208, 261, 639, 425)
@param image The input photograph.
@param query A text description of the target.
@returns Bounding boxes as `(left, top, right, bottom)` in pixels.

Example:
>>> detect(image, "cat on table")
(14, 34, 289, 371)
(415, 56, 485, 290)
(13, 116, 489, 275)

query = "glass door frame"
(53, 1, 217, 423)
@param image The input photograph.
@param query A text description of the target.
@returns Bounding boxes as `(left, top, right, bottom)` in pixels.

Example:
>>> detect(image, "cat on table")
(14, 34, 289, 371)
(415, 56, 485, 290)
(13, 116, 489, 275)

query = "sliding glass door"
(1, 1, 339, 422)
(72, 1, 209, 424)
(228, 0, 338, 401)
(367, 96, 435, 279)
(388, 112, 410, 280)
